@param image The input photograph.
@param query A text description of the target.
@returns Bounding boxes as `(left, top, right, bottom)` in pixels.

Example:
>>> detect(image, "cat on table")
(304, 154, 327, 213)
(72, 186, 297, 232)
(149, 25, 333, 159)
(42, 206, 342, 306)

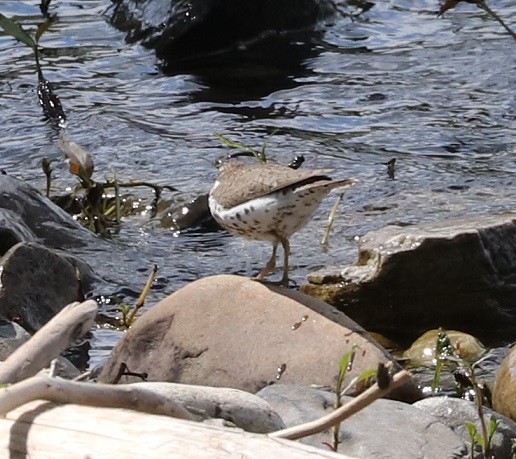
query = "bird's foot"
(253, 276, 297, 288)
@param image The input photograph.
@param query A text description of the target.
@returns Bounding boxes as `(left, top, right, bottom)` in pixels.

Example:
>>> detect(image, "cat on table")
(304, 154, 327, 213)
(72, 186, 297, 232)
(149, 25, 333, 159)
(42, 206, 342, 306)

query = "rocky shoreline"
(1, 173, 515, 457)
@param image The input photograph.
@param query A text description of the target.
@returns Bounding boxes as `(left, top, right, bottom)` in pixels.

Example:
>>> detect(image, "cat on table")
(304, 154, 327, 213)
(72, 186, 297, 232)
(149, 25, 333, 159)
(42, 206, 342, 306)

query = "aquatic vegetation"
(325, 347, 377, 452)
(433, 329, 500, 459)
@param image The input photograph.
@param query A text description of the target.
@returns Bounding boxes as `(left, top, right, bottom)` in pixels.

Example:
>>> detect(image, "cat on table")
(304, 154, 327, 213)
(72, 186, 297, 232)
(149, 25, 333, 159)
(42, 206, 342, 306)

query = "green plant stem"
(114, 175, 121, 225)
(125, 265, 158, 326)
(471, 374, 490, 458)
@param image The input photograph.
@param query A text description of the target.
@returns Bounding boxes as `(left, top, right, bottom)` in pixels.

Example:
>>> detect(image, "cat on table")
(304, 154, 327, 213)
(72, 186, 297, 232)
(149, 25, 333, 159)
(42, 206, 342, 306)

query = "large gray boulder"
(98, 274, 420, 401)
(258, 384, 468, 458)
(301, 214, 516, 344)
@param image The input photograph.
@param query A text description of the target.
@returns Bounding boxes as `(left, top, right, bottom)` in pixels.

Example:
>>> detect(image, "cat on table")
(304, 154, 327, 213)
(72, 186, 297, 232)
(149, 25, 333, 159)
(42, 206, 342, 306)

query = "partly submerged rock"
(258, 384, 468, 458)
(402, 329, 486, 368)
(98, 274, 420, 401)
(0, 173, 98, 253)
(0, 316, 80, 379)
(301, 214, 516, 344)
(109, 0, 336, 59)
(492, 344, 516, 422)
(159, 193, 218, 231)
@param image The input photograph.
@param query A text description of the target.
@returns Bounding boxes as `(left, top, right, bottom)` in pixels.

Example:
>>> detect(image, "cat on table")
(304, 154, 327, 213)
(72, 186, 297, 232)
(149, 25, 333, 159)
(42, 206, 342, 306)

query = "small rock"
(414, 396, 516, 458)
(402, 329, 486, 368)
(492, 344, 516, 422)
(159, 193, 218, 231)
(0, 317, 31, 360)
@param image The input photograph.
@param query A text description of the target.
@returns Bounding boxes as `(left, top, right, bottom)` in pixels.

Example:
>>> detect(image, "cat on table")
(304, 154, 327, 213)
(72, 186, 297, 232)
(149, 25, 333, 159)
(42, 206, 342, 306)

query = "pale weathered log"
(0, 300, 98, 384)
(0, 375, 195, 420)
(134, 381, 285, 433)
(269, 370, 412, 440)
(0, 400, 352, 458)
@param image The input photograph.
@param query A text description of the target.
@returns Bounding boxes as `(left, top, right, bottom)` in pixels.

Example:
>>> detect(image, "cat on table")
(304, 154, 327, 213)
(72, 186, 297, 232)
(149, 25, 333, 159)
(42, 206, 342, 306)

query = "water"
(0, 0, 514, 367)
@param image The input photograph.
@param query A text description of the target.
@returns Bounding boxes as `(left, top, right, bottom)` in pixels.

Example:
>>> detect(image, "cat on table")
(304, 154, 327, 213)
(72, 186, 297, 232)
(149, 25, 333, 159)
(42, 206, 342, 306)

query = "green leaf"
(215, 133, 264, 162)
(339, 349, 356, 377)
(0, 13, 36, 51)
(465, 421, 482, 445)
(432, 358, 444, 393)
(488, 416, 499, 443)
(356, 368, 378, 384)
(35, 18, 56, 44)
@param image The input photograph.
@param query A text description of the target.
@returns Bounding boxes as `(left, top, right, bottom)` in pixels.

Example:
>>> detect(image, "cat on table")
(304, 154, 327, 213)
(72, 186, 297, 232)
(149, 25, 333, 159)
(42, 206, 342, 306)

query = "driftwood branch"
(0, 375, 195, 420)
(134, 382, 285, 433)
(0, 300, 98, 384)
(269, 370, 412, 440)
(0, 400, 347, 458)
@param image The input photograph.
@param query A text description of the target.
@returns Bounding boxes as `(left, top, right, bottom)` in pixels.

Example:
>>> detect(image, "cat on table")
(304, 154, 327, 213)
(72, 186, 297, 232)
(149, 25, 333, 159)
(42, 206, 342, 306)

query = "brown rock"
(493, 344, 516, 421)
(99, 275, 420, 401)
(402, 329, 486, 368)
(301, 214, 516, 344)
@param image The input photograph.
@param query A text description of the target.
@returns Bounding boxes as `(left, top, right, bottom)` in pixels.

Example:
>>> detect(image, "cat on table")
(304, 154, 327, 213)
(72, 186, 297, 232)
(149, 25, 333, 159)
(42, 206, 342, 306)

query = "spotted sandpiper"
(209, 160, 356, 286)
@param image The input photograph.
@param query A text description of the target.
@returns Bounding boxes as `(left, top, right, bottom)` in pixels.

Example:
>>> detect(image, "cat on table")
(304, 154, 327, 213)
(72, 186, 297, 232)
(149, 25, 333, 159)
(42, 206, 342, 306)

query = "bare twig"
(475, 0, 516, 40)
(438, 0, 516, 40)
(0, 300, 98, 384)
(0, 375, 195, 421)
(269, 370, 412, 440)
(322, 193, 344, 246)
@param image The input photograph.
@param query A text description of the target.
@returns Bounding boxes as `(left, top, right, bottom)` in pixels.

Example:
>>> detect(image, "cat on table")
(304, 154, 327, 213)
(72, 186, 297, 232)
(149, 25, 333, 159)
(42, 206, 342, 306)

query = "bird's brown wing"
(212, 162, 334, 208)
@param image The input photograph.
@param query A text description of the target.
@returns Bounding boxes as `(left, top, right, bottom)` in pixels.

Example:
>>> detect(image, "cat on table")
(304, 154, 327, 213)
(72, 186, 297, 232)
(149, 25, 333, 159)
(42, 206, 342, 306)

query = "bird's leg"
(255, 241, 278, 281)
(278, 235, 291, 287)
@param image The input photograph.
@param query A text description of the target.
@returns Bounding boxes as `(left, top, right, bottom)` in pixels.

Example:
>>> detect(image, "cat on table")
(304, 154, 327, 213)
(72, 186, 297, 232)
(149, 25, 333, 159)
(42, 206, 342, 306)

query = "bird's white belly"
(208, 188, 325, 242)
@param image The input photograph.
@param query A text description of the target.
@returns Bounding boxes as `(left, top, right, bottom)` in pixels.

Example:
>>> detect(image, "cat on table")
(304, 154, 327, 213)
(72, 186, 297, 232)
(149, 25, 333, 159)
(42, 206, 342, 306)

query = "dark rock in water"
(0, 316, 31, 360)
(0, 243, 83, 333)
(0, 173, 108, 293)
(109, 0, 336, 59)
(301, 214, 516, 345)
(160, 193, 219, 231)
(0, 174, 98, 253)
(0, 316, 81, 378)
